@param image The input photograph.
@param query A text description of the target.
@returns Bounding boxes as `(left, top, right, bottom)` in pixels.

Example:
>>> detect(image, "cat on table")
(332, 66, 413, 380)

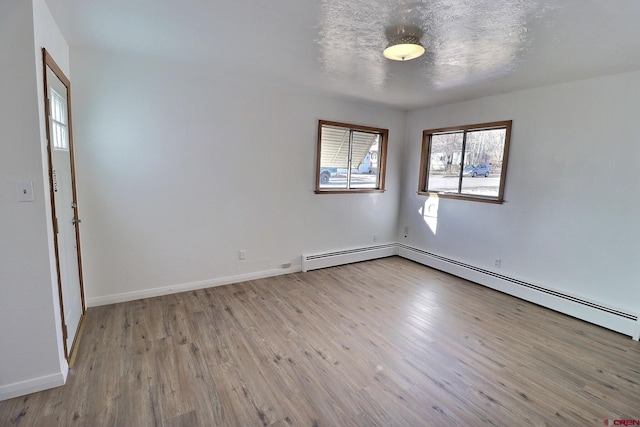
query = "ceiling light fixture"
(383, 35, 425, 61)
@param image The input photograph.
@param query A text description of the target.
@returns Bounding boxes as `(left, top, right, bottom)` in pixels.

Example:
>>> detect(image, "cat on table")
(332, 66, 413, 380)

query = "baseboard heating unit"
(397, 244, 639, 340)
(301, 243, 397, 273)
(301, 243, 640, 340)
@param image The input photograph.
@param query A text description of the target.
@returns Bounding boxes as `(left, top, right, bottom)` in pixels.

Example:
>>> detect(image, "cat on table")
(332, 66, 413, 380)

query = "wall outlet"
(403, 226, 408, 238)
(373, 234, 377, 242)
(239, 250, 246, 260)
(494, 259, 502, 268)
(281, 262, 291, 269)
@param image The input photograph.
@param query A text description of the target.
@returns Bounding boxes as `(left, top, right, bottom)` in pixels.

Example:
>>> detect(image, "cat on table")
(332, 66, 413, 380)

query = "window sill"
(315, 189, 385, 194)
(417, 191, 503, 204)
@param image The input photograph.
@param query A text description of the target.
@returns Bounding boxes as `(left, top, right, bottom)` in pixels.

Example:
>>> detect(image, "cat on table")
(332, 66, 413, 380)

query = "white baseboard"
(0, 371, 65, 402)
(301, 243, 398, 272)
(397, 244, 639, 340)
(86, 266, 302, 307)
(86, 243, 639, 341)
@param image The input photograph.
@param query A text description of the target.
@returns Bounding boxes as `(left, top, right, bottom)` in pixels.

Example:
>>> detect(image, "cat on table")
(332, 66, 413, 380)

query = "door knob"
(72, 218, 81, 224)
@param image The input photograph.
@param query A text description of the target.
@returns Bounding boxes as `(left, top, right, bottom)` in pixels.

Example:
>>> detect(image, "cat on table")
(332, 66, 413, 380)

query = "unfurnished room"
(1, 0, 640, 425)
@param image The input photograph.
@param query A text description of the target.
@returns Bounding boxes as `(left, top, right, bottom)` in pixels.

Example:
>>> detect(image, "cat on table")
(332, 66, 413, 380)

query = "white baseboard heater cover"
(397, 244, 639, 340)
(301, 244, 398, 272)
(300, 243, 639, 340)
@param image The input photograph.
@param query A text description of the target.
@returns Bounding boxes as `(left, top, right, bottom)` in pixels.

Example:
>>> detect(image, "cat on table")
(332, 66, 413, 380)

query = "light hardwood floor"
(2, 257, 639, 426)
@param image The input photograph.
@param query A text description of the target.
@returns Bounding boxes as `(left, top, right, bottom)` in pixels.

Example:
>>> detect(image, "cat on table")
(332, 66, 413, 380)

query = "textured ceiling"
(44, 0, 640, 110)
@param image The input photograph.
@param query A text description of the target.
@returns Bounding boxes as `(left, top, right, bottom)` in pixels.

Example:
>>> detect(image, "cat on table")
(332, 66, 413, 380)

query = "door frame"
(42, 48, 86, 360)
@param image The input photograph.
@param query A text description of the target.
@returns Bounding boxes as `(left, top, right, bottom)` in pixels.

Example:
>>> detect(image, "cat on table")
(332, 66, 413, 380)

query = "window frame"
(315, 120, 389, 194)
(418, 120, 512, 204)
(49, 87, 69, 151)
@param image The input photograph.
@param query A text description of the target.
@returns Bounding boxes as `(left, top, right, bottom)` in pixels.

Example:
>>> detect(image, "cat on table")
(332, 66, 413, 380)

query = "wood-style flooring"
(2, 257, 639, 426)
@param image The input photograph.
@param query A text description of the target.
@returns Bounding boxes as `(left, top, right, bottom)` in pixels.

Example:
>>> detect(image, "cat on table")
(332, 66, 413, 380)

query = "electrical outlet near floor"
(494, 259, 502, 268)
(239, 250, 246, 260)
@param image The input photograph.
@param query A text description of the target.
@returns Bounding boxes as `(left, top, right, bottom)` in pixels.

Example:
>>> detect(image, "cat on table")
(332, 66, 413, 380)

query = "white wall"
(0, 0, 70, 400)
(70, 49, 406, 305)
(399, 71, 640, 317)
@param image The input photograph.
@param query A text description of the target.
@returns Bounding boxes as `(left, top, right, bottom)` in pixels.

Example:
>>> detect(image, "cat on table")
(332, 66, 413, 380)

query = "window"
(49, 87, 69, 151)
(315, 120, 388, 193)
(418, 120, 512, 203)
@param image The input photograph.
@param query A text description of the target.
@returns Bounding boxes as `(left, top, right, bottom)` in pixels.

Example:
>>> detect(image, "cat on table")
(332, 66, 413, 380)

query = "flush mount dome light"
(383, 35, 425, 61)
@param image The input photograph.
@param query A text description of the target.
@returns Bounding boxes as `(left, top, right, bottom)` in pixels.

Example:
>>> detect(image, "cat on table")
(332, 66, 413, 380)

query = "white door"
(44, 51, 85, 359)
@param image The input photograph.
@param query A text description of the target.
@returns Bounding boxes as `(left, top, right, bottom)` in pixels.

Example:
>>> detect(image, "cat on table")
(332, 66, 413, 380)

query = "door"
(43, 49, 85, 360)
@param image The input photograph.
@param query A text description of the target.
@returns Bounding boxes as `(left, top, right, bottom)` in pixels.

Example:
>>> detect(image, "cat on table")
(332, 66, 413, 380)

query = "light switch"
(16, 181, 34, 202)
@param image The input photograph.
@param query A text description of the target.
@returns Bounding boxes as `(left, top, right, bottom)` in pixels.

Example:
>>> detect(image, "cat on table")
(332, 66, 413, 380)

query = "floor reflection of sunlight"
(419, 196, 439, 234)
(405, 287, 439, 339)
